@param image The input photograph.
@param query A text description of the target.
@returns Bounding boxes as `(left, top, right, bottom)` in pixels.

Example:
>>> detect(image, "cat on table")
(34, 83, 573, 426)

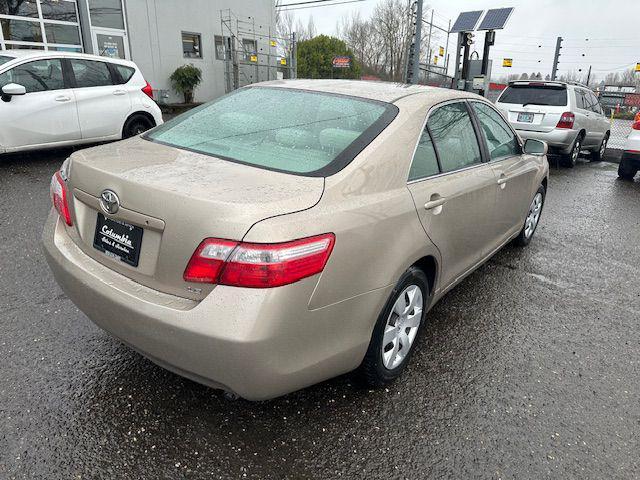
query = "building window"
(40, 0, 78, 22)
(182, 32, 201, 58)
(1, 18, 43, 42)
(44, 23, 80, 44)
(0, 0, 82, 52)
(87, 0, 124, 30)
(0, 0, 39, 17)
(242, 38, 256, 61)
(214, 35, 230, 60)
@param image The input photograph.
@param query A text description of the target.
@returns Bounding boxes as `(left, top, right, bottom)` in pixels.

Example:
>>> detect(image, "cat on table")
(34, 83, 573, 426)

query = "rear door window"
(499, 85, 568, 107)
(427, 102, 482, 173)
(408, 127, 440, 181)
(70, 59, 113, 88)
(0, 58, 64, 93)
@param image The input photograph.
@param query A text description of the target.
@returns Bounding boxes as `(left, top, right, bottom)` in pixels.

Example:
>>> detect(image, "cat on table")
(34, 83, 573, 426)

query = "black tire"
(561, 134, 583, 168)
(359, 266, 429, 387)
(123, 114, 155, 139)
(590, 133, 609, 162)
(618, 160, 637, 181)
(514, 184, 546, 247)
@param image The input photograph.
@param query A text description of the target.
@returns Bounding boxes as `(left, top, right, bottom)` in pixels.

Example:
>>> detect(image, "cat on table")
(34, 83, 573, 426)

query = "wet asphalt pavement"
(1, 150, 639, 479)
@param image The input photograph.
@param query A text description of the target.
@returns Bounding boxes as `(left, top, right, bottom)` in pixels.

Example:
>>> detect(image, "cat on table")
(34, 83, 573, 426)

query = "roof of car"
(0, 50, 136, 67)
(257, 79, 478, 104)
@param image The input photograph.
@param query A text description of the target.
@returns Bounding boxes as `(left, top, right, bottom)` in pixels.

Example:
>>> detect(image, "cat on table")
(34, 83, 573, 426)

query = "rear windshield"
(499, 85, 568, 106)
(0, 55, 15, 66)
(145, 87, 397, 176)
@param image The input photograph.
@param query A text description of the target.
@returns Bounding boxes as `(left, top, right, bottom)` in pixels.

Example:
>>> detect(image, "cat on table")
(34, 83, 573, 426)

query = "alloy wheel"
(571, 138, 582, 164)
(381, 285, 423, 370)
(524, 192, 543, 239)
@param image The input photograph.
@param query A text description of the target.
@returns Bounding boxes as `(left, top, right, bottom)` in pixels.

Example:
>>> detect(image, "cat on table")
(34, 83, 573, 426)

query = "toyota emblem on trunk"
(100, 190, 120, 215)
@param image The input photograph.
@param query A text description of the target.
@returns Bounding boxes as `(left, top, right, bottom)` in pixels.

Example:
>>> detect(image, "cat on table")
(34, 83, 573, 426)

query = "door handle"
(424, 197, 446, 210)
(113, 90, 127, 96)
(497, 176, 508, 185)
(55, 95, 71, 102)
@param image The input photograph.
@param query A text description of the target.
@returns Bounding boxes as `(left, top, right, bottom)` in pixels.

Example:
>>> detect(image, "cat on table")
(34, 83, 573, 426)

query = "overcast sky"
(286, 0, 640, 82)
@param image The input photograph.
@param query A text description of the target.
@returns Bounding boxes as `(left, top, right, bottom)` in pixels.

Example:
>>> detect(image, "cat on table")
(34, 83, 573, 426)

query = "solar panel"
(450, 10, 484, 33)
(478, 7, 514, 31)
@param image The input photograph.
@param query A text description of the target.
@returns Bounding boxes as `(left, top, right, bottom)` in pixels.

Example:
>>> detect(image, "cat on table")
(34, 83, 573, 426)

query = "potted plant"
(169, 64, 202, 104)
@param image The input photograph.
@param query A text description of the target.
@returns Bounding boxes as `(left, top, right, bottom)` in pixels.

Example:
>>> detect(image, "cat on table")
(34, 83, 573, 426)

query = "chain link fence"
(607, 118, 633, 151)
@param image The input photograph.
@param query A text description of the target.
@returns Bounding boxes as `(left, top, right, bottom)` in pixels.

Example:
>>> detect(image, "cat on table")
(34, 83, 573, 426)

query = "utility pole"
(551, 36, 563, 81)
(586, 65, 592, 86)
(407, 0, 424, 84)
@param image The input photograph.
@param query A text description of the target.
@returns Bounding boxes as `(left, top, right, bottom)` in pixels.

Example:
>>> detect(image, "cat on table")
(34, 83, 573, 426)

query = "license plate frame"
(518, 112, 535, 123)
(93, 213, 144, 267)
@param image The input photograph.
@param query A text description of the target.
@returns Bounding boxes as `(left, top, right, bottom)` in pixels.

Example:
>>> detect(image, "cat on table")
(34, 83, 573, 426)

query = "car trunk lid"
(66, 138, 325, 300)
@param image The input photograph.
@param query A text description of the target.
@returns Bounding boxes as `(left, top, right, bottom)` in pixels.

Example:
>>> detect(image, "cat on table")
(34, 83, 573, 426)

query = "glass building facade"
(0, 0, 83, 52)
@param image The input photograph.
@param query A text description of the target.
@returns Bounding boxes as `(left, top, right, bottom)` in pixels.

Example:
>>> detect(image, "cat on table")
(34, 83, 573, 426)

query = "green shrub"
(170, 64, 202, 104)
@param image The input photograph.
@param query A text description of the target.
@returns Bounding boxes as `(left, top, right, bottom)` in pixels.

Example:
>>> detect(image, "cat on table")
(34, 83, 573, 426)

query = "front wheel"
(359, 267, 428, 387)
(514, 185, 546, 247)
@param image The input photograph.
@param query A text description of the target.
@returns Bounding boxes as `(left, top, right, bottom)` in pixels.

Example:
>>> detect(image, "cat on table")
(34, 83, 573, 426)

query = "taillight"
(142, 81, 153, 100)
(556, 112, 575, 129)
(50, 171, 72, 226)
(632, 120, 640, 131)
(184, 234, 335, 288)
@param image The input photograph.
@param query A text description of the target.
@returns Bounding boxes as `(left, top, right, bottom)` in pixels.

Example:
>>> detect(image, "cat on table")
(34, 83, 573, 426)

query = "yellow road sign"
(434, 56, 438, 65)
(503, 58, 513, 68)
(270, 40, 277, 47)
(250, 54, 258, 62)
(280, 58, 287, 66)
(439, 46, 444, 56)
(636, 63, 640, 72)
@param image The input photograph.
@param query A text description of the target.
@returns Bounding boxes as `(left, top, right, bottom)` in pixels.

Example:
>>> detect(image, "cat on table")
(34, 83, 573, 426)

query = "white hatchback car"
(618, 114, 640, 180)
(0, 51, 163, 154)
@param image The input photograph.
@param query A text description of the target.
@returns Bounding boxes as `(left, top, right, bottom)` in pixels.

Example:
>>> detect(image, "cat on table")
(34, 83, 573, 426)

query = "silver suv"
(496, 81, 610, 167)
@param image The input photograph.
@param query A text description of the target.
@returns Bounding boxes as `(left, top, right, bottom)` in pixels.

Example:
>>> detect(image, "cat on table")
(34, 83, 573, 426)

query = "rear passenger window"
(70, 59, 113, 88)
(575, 90, 586, 109)
(115, 65, 135, 83)
(409, 128, 440, 181)
(471, 102, 521, 160)
(427, 102, 482, 173)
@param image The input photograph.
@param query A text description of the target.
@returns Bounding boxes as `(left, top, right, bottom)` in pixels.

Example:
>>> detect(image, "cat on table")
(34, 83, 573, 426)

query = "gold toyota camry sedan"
(43, 80, 549, 400)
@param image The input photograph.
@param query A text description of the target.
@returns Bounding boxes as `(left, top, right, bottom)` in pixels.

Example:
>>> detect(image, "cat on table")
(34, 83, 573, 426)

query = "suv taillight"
(633, 120, 640, 131)
(557, 112, 575, 129)
(184, 234, 335, 288)
(50, 171, 72, 226)
(142, 81, 153, 100)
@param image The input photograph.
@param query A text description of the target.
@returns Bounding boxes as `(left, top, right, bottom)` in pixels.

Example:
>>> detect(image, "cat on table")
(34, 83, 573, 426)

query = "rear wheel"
(562, 135, 582, 168)
(618, 160, 638, 181)
(360, 267, 428, 387)
(591, 134, 609, 162)
(514, 185, 546, 247)
(123, 114, 155, 139)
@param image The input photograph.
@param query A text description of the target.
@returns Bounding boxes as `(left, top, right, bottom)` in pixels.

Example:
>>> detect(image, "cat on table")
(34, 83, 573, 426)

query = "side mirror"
(1, 83, 27, 102)
(523, 139, 548, 156)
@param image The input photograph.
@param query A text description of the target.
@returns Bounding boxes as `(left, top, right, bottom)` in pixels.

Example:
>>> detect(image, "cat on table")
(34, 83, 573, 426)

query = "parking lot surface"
(1, 150, 639, 479)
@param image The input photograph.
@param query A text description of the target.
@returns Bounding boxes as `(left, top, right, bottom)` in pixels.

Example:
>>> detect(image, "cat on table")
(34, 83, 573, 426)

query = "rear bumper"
(516, 128, 579, 154)
(42, 211, 389, 400)
(621, 151, 640, 169)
